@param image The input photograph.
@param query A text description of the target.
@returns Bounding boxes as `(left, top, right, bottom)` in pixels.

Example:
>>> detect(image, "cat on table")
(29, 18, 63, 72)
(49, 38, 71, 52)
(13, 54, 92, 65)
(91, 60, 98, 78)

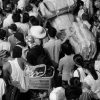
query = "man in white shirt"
(44, 27, 61, 67)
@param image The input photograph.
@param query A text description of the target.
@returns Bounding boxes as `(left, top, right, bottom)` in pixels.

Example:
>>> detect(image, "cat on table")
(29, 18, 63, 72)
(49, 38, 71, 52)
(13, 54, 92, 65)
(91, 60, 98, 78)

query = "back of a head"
(82, 13, 89, 21)
(61, 40, 75, 55)
(12, 47, 22, 58)
(8, 24, 17, 32)
(73, 54, 84, 66)
(12, 13, 21, 22)
(22, 12, 29, 23)
(14, 32, 25, 43)
(0, 29, 6, 40)
(29, 16, 39, 25)
(25, 4, 33, 12)
(48, 27, 57, 38)
(14, 9, 22, 14)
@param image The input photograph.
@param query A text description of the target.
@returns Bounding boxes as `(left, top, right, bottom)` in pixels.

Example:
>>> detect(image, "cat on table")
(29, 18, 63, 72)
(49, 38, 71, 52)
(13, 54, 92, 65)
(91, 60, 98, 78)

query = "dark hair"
(30, 0, 43, 7)
(22, 12, 29, 23)
(14, 9, 22, 14)
(14, 32, 26, 46)
(12, 13, 21, 22)
(0, 29, 6, 40)
(25, 4, 33, 12)
(48, 27, 57, 38)
(79, 1, 84, 7)
(8, 24, 17, 31)
(65, 77, 82, 100)
(26, 46, 43, 65)
(61, 40, 75, 55)
(73, 54, 84, 66)
(12, 46, 22, 58)
(29, 16, 39, 25)
(70, 77, 81, 87)
(82, 13, 89, 21)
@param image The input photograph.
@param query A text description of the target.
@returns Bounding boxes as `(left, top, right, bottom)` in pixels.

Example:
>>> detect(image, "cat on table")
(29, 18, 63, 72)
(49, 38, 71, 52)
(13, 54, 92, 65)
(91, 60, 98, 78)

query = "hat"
(29, 26, 46, 39)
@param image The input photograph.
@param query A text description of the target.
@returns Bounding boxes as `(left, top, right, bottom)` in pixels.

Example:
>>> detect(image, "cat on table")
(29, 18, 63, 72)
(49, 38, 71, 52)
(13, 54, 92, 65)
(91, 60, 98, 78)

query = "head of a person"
(29, 26, 46, 45)
(25, 4, 33, 12)
(14, 9, 22, 14)
(22, 12, 29, 23)
(26, 45, 43, 65)
(79, 1, 84, 9)
(48, 27, 57, 38)
(12, 46, 22, 58)
(5, 4, 12, 13)
(0, 29, 6, 40)
(61, 40, 75, 56)
(65, 77, 82, 100)
(30, 0, 43, 7)
(8, 24, 17, 35)
(73, 54, 84, 67)
(12, 13, 21, 22)
(14, 32, 26, 46)
(29, 16, 39, 26)
(82, 13, 89, 21)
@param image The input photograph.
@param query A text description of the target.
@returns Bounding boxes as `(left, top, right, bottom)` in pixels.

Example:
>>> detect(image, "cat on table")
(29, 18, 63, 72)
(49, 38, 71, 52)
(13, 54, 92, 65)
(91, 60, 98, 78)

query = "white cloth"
(15, 22, 29, 37)
(74, 67, 86, 82)
(49, 87, 67, 100)
(39, 0, 75, 37)
(84, 71, 100, 99)
(78, 9, 84, 18)
(0, 40, 11, 51)
(17, 0, 29, 10)
(0, 79, 6, 100)
(3, 14, 13, 28)
(44, 38, 61, 64)
(8, 58, 28, 92)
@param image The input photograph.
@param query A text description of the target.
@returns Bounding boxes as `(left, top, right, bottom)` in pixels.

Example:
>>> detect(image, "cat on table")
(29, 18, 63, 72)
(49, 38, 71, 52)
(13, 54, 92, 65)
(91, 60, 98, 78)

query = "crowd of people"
(0, 0, 100, 100)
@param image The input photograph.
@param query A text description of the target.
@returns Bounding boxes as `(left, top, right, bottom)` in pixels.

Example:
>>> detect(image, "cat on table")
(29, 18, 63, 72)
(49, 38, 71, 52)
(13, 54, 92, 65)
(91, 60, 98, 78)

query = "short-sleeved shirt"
(58, 54, 75, 81)
(44, 38, 61, 64)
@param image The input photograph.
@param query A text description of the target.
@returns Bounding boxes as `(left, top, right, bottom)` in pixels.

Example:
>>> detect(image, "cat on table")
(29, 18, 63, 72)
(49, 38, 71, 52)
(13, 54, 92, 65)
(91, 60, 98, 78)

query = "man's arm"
(3, 62, 11, 86)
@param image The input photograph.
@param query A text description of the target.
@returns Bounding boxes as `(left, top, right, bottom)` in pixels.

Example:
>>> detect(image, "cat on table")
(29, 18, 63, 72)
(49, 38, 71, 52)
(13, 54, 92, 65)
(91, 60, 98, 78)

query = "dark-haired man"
(44, 27, 61, 68)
